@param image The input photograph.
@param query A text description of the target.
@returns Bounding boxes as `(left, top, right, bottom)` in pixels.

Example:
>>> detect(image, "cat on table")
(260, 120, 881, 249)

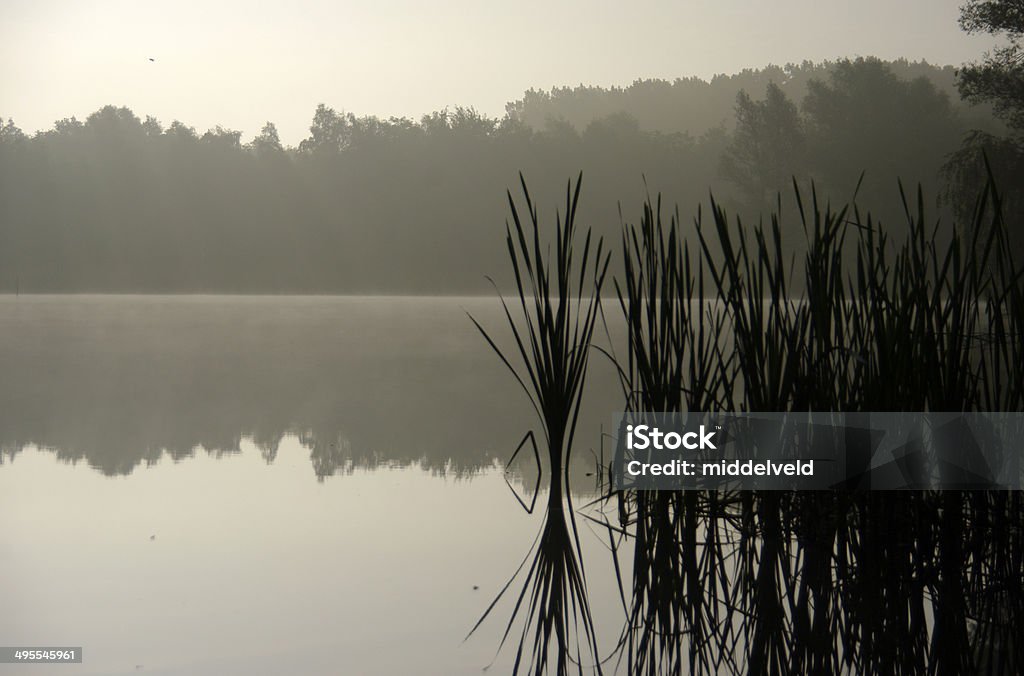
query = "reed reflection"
(479, 174, 1023, 674)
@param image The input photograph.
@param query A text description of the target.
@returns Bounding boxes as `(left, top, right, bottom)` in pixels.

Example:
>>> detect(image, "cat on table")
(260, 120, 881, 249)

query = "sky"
(0, 0, 998, 146)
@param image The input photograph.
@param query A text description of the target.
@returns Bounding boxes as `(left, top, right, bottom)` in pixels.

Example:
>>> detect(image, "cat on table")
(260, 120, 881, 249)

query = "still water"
(0, 295, 626, 675)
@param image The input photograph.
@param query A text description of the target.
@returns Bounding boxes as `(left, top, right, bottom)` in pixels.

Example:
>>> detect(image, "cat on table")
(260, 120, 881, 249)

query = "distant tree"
(448, 107, 497, 137)
(957, 0, 1024, 130)
(51, 117, 83, 137)
(504, 60, 967, 140)
(299, 104, 353, 155)
(944, 130, 1024, 206)
(495, 115, 531, 138)
(249, 121, 284, 156)
(85, 105, 145, 140)
(720, 83, 804, 209)
(535, 117, 582, 154)
(583, 111, 642, 140)
(803, 58, 961, 200)
(165, 120, 198, 142)
(143, 116, 163, 138)
(201, 126, 242, 150)
(0, 118, 26, 144)
(0, 85, 997, 294)
(945, 1, 1024, 255)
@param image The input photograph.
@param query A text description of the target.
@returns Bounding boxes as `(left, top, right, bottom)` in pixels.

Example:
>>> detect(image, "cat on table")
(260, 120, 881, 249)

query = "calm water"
(0, 295, 625, 675)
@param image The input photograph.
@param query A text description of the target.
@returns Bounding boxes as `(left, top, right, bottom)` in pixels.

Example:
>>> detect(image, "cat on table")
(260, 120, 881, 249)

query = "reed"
(470, 173, 610, 675)
(480, 167, 1023, 674)
(600, 172, 1023, 674)
(608, 194, 734, 675)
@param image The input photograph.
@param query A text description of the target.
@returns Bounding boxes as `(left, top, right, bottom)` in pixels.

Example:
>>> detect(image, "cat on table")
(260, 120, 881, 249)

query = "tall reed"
(470, 173, 610, 675)
(480, 167, 1022, 674)
(600, 172, 1023, 675)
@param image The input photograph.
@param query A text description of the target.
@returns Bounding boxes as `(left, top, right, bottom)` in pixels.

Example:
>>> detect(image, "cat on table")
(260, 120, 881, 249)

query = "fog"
(0, 58, 1005, 293)
(1, 0, 1014, 294)
(4, 2, 1024, 674)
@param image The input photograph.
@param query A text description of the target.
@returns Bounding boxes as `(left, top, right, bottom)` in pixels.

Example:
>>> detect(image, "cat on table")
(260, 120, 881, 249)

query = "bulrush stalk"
(483, 169, 1022, 674)
(470, 173, 610, 676)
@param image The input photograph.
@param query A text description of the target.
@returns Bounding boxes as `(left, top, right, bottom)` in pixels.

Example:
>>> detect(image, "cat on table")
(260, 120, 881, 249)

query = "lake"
(0, 295, 627, 675)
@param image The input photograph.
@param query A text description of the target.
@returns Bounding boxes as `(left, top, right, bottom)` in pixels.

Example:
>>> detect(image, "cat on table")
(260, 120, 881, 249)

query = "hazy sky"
(1, 0, 996, 145)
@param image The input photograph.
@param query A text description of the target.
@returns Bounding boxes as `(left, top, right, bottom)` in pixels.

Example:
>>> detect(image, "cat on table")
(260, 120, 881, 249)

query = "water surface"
(0, 295, 625, 675)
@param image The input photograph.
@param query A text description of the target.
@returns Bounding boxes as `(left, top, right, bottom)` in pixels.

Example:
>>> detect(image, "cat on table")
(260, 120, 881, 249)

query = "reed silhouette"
(469, 174, 610, 675)
(481, 167, 1023, 674)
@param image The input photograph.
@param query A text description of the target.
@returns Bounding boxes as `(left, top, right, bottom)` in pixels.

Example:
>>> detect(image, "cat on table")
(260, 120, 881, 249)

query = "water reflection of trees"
(0, 297, 621, 480)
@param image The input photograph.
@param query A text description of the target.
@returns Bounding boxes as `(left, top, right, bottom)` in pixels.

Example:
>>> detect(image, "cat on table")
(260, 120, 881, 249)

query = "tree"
(165, 120, 198, 142)
(719, 83, 804, 209)
(0, 118, 26, 144)
(249, 121, 284, 157)
(802, 58, 961, 201)
(957, 0, 1024, 131)
(298, 104, 353, 155)
(201, 126, 242, 150)
(143, 116, 163, 138)
(85, 105, 145, 140)
(945, 2, 1024, 258)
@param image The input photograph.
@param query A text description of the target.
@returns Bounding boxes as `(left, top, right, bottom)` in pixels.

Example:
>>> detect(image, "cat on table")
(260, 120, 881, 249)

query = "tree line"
(0, 56, 1014, 293)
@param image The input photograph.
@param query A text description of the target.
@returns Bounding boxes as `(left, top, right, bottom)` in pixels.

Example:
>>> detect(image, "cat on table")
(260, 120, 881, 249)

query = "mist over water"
(0, 295, 627, 675)
(0, 295, 622, 478)
(3, 1, 1024, 672)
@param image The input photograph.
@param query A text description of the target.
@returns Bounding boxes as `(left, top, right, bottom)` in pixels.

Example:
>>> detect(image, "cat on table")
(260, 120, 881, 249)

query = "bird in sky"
(148, 57, 155, 62)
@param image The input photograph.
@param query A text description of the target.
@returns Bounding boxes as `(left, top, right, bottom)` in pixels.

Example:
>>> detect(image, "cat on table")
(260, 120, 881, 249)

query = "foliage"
(944, 2, 1024, 257)
(0, 58, 1006, 294)
(958, 0, 1024, 130)
(719, 83, 804, 210)
(803, 58, 962, 199)
(506, 60, 971, 138)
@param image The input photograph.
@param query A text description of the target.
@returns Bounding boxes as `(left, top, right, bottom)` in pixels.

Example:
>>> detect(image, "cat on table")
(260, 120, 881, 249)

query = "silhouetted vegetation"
(598, 167, 1023, 673)
(3, 18, 1022, 670)
(957, 1, 1024, 131)
(472, 166, 1021, 673)
(944, 1, 1024, 258)
(469, 175, 609, 675)
(471, 164, 1022, 673)
(506, 59, 986, 136)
